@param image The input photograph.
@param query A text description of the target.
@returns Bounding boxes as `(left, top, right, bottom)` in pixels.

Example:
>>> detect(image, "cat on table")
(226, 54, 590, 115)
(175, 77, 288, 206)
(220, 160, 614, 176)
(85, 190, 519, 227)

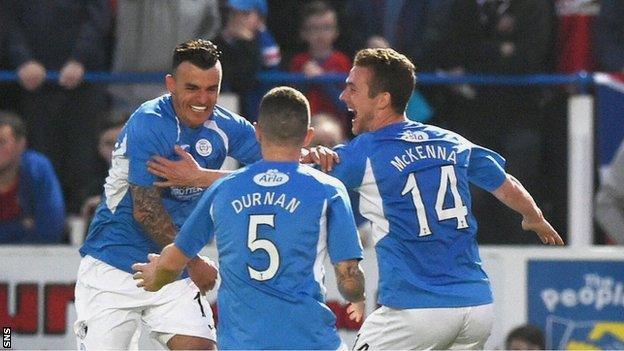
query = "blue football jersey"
(175, 161, 363, 350)
(331, 120, 507, 309)
(80, 94, 262, 273)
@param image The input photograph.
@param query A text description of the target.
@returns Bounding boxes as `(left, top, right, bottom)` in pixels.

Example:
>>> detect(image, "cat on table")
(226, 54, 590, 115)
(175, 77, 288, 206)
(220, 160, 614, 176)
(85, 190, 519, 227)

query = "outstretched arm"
(334, 259, 366, 322)
(492, 174, 564, 245)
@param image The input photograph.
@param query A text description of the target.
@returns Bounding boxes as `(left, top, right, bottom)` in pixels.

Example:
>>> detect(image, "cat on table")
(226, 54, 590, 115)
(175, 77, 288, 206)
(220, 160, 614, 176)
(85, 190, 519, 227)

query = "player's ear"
(377, 92, 391, 110)
(254, 122, 262, 142)
(165, 74, 176, 94)
(302, 127, 314, 148)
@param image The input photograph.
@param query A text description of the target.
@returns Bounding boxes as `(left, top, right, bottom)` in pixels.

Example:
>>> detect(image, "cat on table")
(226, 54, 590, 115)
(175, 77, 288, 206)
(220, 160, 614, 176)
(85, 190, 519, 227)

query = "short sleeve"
(326, 182, 364, 264)
(175, 178, 224, 257)
(330, 139, 367, 190)
(467, 145, 507, 191)
(227, 117, 262, 165)
(126, 114, 176, 186)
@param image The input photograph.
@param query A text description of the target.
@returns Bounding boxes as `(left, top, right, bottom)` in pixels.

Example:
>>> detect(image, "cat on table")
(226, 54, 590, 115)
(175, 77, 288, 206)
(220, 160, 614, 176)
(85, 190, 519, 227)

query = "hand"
(522, 216, 564, 245)
(132, 253, 161, 291)
(17, 60, 46, 91)
(300, 146, 340, 172)
(302, 61, 324, 77)
(59, 60, 85, 89)
(187, 255, 219, 295)
(346, 301, 365, 323)
(148, 145, 203, 187)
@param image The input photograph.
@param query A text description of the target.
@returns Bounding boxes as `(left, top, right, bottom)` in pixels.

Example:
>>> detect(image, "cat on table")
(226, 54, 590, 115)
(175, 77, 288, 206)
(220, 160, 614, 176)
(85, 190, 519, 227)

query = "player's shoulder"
(211, 105, 253, 127)
(298, 164, 348, 195)
(128, 94, 177, 128)
(408, 122, 473, 146)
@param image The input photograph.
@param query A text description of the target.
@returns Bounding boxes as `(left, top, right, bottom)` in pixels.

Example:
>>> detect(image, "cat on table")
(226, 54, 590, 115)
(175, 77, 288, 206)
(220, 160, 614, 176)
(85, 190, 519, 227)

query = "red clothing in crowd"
(289, 51, 351, 117)
(0, 179, 20, 222)
(555, 0, 599, 72)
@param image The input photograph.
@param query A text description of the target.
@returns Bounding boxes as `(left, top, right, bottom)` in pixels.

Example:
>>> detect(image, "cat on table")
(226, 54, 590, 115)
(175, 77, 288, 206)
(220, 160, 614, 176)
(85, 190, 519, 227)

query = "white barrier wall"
(1, 245, 623, 350)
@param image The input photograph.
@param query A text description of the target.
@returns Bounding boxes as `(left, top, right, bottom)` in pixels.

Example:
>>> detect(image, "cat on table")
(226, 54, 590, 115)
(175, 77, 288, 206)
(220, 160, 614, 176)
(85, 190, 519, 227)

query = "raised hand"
(148, 145, 203, 187)
(300, 146, 340, 172)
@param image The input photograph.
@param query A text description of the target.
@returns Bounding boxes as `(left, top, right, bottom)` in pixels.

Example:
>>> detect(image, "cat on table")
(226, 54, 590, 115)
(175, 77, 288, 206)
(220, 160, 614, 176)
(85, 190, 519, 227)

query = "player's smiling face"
(340, 66, 377, 135)
(166, 61, 222, 128)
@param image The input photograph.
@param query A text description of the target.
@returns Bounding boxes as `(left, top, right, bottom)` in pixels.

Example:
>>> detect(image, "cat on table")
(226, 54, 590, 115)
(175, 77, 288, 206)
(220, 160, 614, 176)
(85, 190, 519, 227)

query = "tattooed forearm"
(334, 260, 365, 302)
(130, 184, 177, 248)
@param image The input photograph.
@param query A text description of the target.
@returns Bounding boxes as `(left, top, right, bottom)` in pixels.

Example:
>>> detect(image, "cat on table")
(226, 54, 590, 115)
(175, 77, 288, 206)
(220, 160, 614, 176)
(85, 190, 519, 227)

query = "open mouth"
(347, 108, 356, 122)
(190, 105, 207, 112)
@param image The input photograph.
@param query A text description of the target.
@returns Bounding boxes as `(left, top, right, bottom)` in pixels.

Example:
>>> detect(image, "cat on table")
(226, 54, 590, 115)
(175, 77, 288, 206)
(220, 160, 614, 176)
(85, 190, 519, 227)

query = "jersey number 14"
(401, 165, 469, 236)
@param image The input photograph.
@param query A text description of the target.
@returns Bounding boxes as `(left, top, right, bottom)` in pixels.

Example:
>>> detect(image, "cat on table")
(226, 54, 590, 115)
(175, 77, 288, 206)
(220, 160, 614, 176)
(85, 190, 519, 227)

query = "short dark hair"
(172, 39, 221, 72)
(0, 111, 26, 140)
(258, 86, 310, 146)
(506, 325, 545, 350)
(301, 0, 335, 22)
(353, 48, 415, 113)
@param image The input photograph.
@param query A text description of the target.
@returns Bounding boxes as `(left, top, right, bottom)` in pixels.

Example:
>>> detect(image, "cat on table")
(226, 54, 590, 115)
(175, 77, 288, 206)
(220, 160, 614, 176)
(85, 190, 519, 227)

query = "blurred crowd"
(1, 0, 622, 245)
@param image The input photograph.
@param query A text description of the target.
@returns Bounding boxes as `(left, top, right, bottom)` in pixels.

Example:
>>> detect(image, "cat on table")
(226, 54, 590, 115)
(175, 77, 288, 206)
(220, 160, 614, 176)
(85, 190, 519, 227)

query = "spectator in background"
(595, 139, 624, 244)
(556, 0, 599, 73)
(309, 113, 346, 148)
(505, 324, 546, 350)
(342, 0, 432, 65)
(110, 0, 221, 111)
(79, 113, 127, 228)
(0, 112, 65, 244)
(595, 0, 624, 73)
(289, 1, 351, 126)
(214, 0, 281, 120)
(434, 0, 555, 244)
(0, 3, 20, 113)
(6, 0, 112, 214)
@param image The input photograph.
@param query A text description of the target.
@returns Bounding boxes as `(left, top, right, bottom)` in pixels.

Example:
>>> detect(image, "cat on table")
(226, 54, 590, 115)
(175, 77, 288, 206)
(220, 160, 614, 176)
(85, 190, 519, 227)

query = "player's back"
(333, 121, 507, 309)
(209, 161, 358, 350)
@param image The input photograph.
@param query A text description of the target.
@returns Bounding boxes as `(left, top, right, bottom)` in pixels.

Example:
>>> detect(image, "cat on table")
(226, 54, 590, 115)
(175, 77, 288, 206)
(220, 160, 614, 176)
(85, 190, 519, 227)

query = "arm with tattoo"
(130, 184, 218, 293)
(334, 259, 366, 302)
(130, 184, 177, 247)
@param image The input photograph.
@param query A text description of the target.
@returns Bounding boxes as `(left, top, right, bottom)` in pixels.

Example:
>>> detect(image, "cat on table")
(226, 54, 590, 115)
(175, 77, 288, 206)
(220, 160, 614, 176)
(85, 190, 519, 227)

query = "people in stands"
(595, 139, 624, 244)
(289, 1, 351, 123)
(109, 0, 221, 112)
(6, 0, 112, 214)
(595, 0, 624, 74)
(79, 112, 128, 229)
(0, 111, 65, 244)
(214, 0, 281, 120)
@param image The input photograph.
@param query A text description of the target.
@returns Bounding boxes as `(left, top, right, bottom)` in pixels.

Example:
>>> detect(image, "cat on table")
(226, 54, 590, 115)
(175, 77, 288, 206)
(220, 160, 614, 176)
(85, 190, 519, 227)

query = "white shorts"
(74, 255, 216, 350)
(353, 303, 493, 350)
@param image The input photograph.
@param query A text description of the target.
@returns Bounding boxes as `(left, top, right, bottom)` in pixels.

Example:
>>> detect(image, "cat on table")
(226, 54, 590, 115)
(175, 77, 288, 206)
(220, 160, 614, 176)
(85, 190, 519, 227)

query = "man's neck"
(261, 144, 301, 162)
(0, 166, 19, 193)
(371, 111, 408, 132)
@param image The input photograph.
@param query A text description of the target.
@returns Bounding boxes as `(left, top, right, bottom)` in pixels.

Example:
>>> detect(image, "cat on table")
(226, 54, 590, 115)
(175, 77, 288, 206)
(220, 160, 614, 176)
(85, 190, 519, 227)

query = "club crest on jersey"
(399, 130, 429, 143)
(253, 169, 289, 187)
(195, 139, 212, 156)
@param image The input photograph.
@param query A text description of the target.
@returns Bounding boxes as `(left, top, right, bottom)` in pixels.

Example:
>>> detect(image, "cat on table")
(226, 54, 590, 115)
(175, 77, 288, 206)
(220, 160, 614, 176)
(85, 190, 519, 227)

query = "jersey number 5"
(401, 165, 469, 236)
(247, 214, 280, 281)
